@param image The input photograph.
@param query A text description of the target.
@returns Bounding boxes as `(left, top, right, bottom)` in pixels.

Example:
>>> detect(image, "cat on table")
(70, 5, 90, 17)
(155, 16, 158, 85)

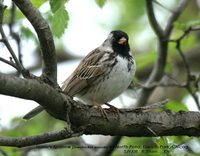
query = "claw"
(105, 103, 122, 119)
(93, 100, 109, 121)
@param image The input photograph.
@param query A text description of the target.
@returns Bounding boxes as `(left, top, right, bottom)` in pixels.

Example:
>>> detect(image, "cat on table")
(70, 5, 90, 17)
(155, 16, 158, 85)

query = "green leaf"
(174, 20, 200, 31)
(154, 137, 173, 156)
(164, 101, 188, 112)
(96, 0, 107, 8)
(21, 26, 34, 38)
(21, 26, 39, 45)
(174, 22, 188, 31)
(50, 0, 67, 13)
(51, 6, 69, 37)
(31, 0, 46, 8)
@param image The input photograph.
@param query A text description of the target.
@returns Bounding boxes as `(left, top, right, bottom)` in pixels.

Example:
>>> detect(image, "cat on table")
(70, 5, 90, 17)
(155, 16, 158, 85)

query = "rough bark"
(70, 106, 200, 137)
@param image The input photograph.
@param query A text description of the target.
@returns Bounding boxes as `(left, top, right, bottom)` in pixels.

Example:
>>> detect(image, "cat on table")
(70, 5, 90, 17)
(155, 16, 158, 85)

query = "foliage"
(32, 0, 46, 8)
(96, 0, 107, 8)
(175, 20, 200, 31)
(51, 6, 69, 37)
(49, 0, 69, 37)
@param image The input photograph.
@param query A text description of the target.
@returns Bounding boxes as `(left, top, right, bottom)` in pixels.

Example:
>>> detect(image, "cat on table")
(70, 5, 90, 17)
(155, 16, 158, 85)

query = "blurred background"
(0, 0, 200, 155)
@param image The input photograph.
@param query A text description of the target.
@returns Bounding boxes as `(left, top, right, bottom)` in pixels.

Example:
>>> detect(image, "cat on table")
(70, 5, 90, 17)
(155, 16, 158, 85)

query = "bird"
(23, 30, 136, 120)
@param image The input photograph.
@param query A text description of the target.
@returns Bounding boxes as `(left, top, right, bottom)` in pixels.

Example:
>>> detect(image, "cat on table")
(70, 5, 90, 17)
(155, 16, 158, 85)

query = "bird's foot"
(97, 105, 109, 121)
(93, 101, 109, 121)
(105, 103, 123, 119)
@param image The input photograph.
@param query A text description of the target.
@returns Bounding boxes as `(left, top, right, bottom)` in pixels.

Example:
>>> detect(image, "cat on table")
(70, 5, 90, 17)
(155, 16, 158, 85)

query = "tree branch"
(137, 0, 188, 106)
(0, 73, 200, 147)
(165, 0, 189, 37)
(169, 27, 200, 109)
(69, 106, 200, 137)
(146, 0, 164, 39)
(9, 3, 23, 76)
(12, 0, 57, 86)
(0, 128, 82, 147)
(0, 73, 66, 120)
(0, 3, 27, 76)
(0, 148, 8, 156)
(22, 138, 94, 156)
(0, 57, 18, 69)
(95, 136, 122, 156)
(0, 107, 200, 147)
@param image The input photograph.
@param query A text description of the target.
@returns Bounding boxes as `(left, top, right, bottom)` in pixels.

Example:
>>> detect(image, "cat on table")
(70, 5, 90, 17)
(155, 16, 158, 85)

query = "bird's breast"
(76, 55, 136, 105)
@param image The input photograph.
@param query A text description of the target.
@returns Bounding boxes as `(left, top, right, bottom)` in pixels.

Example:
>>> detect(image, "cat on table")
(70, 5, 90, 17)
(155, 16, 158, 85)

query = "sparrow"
(23, 30, 136, 120)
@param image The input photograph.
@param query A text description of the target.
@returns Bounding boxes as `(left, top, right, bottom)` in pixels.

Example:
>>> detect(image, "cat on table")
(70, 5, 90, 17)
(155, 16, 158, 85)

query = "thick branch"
(0, 107, 200, 147)
(0, 73, 66, 120)
(69, 106, 200, 137)
(12, 0, 57, 86)
(0, 73, 200, 147)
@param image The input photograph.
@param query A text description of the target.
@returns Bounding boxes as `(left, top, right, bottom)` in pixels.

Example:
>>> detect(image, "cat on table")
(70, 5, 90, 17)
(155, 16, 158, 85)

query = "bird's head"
(103, 30, 131, 58)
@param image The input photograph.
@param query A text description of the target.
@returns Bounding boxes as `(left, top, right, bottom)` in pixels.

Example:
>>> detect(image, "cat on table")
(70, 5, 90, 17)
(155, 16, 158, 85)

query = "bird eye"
(118, 37, 127, 45)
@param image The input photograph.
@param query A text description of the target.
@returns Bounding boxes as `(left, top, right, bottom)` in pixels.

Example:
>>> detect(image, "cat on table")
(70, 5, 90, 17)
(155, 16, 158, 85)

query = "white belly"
(76, 56, 136, 105)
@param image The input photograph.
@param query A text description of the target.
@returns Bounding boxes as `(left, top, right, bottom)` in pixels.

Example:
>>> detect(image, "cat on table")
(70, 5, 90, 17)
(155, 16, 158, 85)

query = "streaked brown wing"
(62, 48, 107, 96)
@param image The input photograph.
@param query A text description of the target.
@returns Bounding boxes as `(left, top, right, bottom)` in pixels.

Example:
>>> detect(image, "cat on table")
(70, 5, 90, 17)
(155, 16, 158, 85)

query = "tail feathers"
(23, 106, 44, 120)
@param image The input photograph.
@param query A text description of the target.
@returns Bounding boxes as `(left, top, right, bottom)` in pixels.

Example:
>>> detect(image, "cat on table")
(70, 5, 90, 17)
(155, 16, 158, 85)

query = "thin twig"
(147, 126, 158, 137)
(152, 0, 173, 12)
(95, 136, 122, 156)
(22, 138, 94, 156)
(0, 148, 8, 156)
(165, 0, 189, 37)
(9, 2, 23, 76)
(170, 27, 200, 42)
(123, 99, 169, 112)
(22, 139, 81, 150)
(0, 57, 18, 69)
(0, 128, 83, 147)
(0, 3, 28, 77)
(169, 27, 200, 109)
(137, 0, 188, 106)
(135, 76, 186, 89)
